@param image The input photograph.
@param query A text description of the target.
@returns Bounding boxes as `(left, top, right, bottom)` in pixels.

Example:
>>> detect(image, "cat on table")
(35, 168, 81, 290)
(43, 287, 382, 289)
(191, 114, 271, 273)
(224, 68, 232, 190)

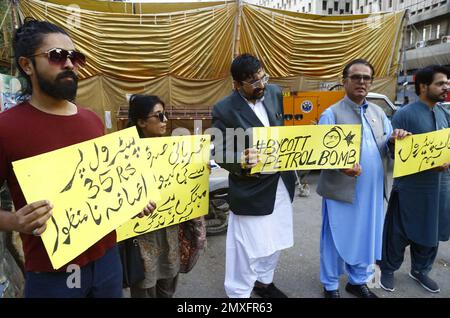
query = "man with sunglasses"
(316, 59, 409, 298)
(212, 54, 296, 298)
(379, 65, 450, 294)
(0, 19, 155, 298)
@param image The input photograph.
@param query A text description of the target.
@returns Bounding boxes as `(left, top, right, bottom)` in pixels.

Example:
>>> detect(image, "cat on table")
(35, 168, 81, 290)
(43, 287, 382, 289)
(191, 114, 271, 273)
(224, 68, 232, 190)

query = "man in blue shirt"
(316, 59, 409, 298)
(380, 65, 450, 294)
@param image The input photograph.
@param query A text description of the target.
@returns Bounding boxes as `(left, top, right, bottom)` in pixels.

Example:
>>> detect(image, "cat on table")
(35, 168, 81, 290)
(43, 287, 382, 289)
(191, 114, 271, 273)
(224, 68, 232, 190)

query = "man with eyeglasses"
(0, 18, 155, 297)
(379, 65, 450, 294)
(316, 59, 409, 298)
(212, 54, 296, 298)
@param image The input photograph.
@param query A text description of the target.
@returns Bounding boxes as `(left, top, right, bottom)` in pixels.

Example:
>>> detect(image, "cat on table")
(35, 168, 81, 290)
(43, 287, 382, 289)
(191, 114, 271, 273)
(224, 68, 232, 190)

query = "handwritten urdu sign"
(13, 127, 160, 269)
(393, 128, 450, 178)
(117, 135, 211, 241)
(251, 125, 361, 173)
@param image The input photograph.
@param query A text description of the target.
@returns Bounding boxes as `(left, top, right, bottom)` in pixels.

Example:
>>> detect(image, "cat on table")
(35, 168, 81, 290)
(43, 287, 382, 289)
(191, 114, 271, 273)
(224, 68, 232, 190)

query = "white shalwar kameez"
(224, 97, 294, 298)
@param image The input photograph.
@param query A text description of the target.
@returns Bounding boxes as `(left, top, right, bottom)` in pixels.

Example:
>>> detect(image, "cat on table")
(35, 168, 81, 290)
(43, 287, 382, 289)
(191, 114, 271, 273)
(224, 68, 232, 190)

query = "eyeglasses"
(347, 74, 373, 84)
(242, 74, 270, 89)
(147, 112, 167, 122)
(29, 48, 86, 68)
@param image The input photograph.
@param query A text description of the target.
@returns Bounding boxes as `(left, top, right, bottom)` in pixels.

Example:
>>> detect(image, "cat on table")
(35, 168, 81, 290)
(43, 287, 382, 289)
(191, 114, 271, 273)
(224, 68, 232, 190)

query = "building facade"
(359, 1, 450, 102)
(251, 0, 353, 14)
(248, 0, 450, 103)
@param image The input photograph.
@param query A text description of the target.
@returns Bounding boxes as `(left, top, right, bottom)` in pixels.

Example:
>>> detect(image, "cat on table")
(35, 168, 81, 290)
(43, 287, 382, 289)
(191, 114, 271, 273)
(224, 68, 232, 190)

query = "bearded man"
(380, 65, 450, 294)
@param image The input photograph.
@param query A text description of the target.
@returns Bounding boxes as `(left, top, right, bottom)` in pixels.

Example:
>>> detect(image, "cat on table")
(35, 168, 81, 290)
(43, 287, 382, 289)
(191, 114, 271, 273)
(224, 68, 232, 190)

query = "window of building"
(439, 1, 447, 6)
(365, 0, 368, 5)
(360, 6, 364, 13)
(340, 9, 344, 14)
(388, 0, 392, 8)
(302, 6, 305, 12)
(417, 9, 423, 14)
(345, 2, 350, 12)
(400, 0, 404, 3)
(356, 0, 359, 7)
(328, 8, 333, 14)
(431, 25, 437, 39)
(334, 1, 338, 11)
(308, 2, 311, 11)
(323, 0, 327, 10)
(423, 25, 432, 41)
(432, 3, 438, 8)
(425, 6, 430, 11)
(431, 24, 441, 39)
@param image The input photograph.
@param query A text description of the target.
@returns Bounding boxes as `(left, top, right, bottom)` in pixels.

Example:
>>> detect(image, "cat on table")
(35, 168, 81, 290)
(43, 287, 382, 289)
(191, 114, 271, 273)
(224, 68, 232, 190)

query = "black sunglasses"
(147, 112, 167, 122)
(29, 48, 86, 68)
(347, 74, 373, 83)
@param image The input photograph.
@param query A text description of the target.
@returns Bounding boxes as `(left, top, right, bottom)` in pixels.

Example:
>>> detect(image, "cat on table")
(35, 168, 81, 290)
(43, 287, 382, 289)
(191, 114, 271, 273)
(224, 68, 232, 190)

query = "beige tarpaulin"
(239, 5, 405, 79)
(18, 0, 406, 131)
(37, 0, 232, 14)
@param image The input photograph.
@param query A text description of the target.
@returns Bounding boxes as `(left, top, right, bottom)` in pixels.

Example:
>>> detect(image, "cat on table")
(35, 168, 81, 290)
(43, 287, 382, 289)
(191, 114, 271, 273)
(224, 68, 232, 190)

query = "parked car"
(366, 92, 398, 119)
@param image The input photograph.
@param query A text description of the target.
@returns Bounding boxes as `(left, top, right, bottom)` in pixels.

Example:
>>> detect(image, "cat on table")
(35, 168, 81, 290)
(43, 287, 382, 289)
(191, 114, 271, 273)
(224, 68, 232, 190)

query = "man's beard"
(427, 88, 447, 103)
(248, 87, 265, 100)
(36, 70, 78, 102)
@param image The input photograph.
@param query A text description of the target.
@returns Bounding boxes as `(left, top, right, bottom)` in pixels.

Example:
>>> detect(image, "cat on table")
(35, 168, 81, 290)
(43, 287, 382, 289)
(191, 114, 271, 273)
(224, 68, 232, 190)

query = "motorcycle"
(206, 160, 229, 236)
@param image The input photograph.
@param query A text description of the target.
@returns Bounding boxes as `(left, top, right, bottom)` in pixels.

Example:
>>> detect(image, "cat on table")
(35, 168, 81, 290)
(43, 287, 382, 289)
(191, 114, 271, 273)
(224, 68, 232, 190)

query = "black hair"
(342, 59, 375, 78)
(230, 53, 263, 82)
(13, 17, 70, 96)
(414, 65, 450, 96)
(127, 94, 165, 138)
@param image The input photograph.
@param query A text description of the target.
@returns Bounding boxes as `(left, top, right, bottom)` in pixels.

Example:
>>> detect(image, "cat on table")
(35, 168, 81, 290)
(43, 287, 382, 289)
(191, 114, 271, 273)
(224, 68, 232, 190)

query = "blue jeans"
(25, 245, 123, 298)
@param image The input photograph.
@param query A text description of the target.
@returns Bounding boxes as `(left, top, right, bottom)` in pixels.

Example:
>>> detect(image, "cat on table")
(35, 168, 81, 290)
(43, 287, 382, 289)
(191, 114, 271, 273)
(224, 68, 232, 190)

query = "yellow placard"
(251, 125, 361, 173)
(117, 135, 210, 242)
(12, 127, 160, 269)
(393, 128, 450, 178)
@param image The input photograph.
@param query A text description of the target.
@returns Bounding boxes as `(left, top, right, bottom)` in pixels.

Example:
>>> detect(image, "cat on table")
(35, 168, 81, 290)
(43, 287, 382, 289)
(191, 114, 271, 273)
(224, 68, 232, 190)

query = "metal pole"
(10, 0, 19, 76)
(10, 0, 18, 30)
(232, 0, 242, 58)
(402, 9, 410, 103)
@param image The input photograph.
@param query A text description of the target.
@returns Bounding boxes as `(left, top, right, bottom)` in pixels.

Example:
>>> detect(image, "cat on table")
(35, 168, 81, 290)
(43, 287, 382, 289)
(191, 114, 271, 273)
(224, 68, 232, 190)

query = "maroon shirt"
(0, 102, 116, 272)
